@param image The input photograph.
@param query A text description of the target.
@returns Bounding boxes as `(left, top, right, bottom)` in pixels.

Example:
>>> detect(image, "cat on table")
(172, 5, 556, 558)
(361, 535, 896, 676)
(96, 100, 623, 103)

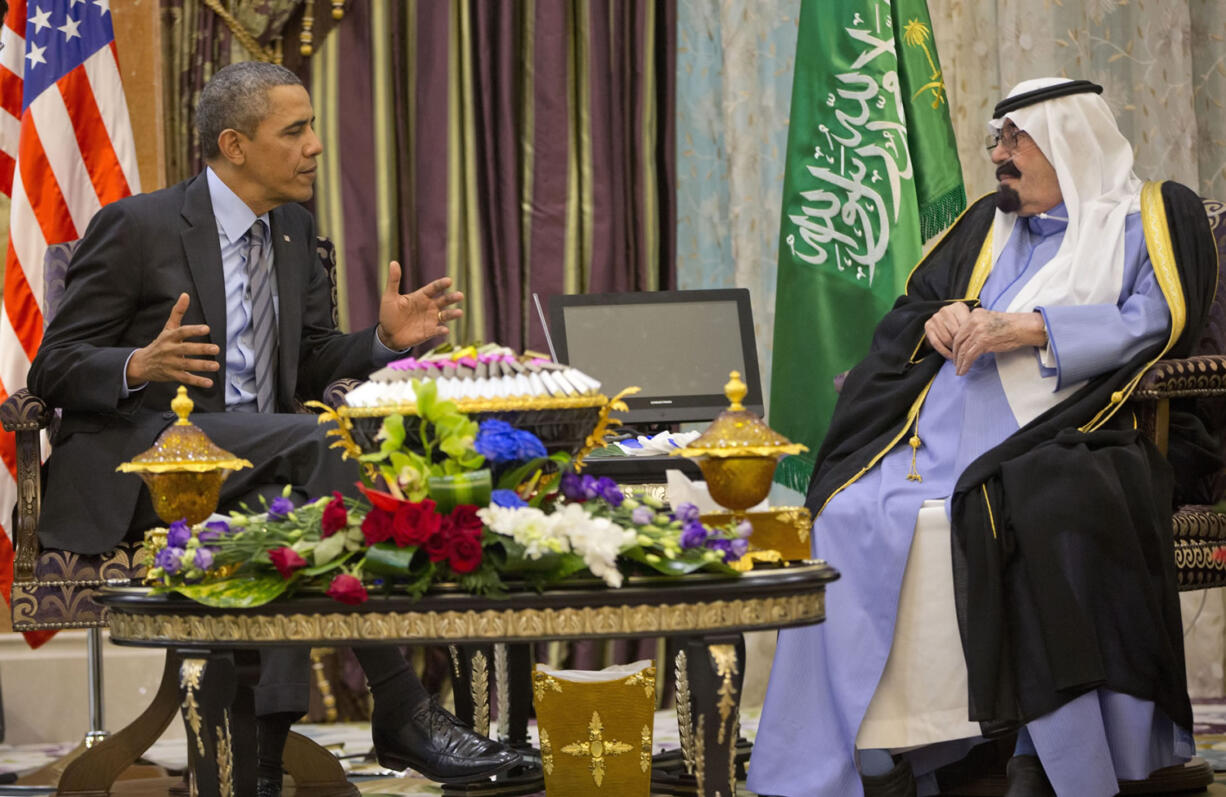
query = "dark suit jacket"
(28, 173, 380, 553)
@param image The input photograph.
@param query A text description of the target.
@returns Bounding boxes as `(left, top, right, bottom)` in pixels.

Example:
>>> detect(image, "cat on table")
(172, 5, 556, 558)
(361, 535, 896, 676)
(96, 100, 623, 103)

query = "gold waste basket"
(532, 660, 656, 796)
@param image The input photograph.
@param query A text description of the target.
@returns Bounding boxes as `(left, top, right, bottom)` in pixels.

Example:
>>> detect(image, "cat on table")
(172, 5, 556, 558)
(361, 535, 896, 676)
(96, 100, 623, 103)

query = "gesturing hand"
(126, 293, 220, 388)
(923, 302, 972, 360)
(951, 308, 1048, 376)
(376, 261, 465, 351)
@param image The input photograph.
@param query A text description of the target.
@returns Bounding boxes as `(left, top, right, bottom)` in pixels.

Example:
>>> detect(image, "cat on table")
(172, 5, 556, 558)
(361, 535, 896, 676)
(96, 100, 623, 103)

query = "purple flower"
(268, 496, 294, 520)
(673, 503, 701, 524)
(594, 477, 623, 507)
(198, 520, 230, 544)
(560, 472, 586, 501)
(631, 506, 655, 526)
(155, 546, 185, 574)
(735, 520, 753, 539)
(491, 489, 527, 508)
(706, 537, 748, 563)
(193, 547, 215, 570)
(166, 520, 191, 549)
(680, 520, 709, 549)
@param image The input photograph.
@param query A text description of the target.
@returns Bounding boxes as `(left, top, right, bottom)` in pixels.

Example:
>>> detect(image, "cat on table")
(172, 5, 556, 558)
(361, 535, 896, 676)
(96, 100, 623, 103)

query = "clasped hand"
(923, 303, 1048, 376)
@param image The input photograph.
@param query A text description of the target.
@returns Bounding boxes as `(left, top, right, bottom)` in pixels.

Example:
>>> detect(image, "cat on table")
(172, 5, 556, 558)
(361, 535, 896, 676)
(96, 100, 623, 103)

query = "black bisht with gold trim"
(803, 181, 1218, 735)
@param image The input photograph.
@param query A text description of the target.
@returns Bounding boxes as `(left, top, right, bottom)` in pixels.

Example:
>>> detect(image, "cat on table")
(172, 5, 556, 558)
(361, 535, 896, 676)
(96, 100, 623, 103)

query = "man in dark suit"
(27, 62, 517, 794)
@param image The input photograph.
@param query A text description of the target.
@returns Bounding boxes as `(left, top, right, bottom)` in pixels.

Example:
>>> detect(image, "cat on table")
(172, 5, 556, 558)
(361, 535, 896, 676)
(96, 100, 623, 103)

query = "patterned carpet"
(4, 702, 1226, 794)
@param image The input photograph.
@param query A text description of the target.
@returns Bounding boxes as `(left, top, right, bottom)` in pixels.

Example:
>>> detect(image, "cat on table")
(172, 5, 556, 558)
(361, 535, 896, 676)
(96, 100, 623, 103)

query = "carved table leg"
(654, 634, 747, 797)
(177, 650, 256, 797)
(449, 643, 493, 737)
(53, 650, 184, 795)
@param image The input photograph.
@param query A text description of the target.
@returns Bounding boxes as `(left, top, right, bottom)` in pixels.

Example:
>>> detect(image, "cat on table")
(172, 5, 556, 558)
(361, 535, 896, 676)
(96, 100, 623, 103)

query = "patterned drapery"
(310, 0, 676, 341)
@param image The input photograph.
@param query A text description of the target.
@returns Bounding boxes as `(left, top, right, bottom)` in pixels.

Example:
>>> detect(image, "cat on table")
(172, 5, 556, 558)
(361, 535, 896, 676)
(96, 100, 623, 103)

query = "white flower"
(478, 506, 569, 559)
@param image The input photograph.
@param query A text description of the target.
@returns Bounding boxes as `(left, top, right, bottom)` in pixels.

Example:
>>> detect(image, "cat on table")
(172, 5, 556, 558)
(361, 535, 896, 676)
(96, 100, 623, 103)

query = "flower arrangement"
(145, 381, 748, 607)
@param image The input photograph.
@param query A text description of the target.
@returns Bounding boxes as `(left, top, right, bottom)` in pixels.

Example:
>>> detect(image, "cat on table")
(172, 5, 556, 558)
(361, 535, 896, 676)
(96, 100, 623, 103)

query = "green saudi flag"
(771, 0, 965, 492)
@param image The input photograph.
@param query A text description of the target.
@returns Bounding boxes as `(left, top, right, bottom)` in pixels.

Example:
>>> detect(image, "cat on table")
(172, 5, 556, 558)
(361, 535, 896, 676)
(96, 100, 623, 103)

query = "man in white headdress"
(748, 78, 1219, 797)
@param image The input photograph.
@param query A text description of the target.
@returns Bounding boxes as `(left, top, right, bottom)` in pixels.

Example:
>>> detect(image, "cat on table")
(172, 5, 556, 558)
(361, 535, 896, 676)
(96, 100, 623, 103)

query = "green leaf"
(313, 532, 346, 567)
(301, 549, 357, 577)
(361, 542, 424, 577)
(494, 457, 549, 491)
(622, 546, 711, 577)
(414, 379, 437, 419)
(171, 575, 290, 608)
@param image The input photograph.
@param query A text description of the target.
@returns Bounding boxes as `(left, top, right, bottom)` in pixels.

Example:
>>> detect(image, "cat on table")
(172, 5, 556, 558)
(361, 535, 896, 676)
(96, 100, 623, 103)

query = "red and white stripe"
(0, 0, 139, 646)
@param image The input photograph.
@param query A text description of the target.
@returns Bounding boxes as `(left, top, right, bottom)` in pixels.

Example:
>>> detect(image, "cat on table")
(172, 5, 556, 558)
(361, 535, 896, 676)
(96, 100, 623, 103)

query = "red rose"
(449, 504, 484, 536)
(269, 547, 307, 580)
(391, 499, 442, 547)
(321, 491, 348, 537)
(361, 508, 394, 545)
(447, 532, 484, 574)
(425, 519, 452, 563)
(325, 573, 368, 605)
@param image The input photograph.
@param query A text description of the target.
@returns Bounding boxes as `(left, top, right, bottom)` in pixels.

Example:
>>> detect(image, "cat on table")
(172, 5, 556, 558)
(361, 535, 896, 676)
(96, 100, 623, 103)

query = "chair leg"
(84, 627, 108, 747)
(52, 650, 183, 794)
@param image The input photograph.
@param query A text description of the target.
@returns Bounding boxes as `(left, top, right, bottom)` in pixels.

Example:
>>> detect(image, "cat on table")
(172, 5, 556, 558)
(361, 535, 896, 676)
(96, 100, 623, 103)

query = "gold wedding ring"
(438, 310, 445, 324)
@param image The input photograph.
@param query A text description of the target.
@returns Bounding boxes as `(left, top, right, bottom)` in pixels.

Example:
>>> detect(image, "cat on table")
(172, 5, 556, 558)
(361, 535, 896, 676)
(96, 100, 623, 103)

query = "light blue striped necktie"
(246, 219, 278, 412)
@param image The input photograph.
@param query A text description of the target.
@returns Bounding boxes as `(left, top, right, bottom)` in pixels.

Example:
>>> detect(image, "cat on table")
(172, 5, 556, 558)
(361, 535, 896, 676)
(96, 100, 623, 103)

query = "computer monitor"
(548, 288, 763, 426)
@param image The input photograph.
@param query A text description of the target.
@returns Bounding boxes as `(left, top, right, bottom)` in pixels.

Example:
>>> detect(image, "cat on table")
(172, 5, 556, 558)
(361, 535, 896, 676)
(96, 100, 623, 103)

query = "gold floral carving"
(625, 665, 656, 701)
(561, 711, 634, 787)
(709, 644, 739, 744)
(640, 724, 652, 773)
(448, 645, 462, 679)
(179, 658, 206, 757)
(216, 709, 234, 797)
(495, 644, 509, 741)
(107, 592, 825, 644)
(573, 386, 642, 471)
(306, 402, 376, 481)
(775, 507, 811, 543)
(471, 650, 490, 737)
(539, 728, 554, 775)
(675, 650, 695, 776)
(533, 671, 564, 703)
(695, 714, 706, 794)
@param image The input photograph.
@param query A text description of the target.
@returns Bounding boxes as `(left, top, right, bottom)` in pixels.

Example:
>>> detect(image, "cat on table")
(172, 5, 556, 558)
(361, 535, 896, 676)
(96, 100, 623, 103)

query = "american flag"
(0, 0, 139, 645)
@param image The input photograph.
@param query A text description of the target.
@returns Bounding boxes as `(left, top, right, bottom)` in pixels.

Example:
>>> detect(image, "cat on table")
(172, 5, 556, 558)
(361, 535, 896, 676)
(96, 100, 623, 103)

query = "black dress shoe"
(255, 775, 281, 797)
(372, 698, 521, 783)
(1005, 755, 1056, 797)
(861, 758, 916, 797)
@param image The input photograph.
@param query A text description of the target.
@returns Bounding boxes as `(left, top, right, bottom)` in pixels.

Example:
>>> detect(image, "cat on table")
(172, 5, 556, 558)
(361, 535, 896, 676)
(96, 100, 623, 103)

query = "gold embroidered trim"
(981, 484, 997, 540)
(1080, 181, 1187, 433)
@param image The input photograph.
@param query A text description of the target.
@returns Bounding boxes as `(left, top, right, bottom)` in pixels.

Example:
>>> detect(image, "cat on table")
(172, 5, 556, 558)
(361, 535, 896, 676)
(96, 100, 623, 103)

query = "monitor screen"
(548, 289, 762, 425)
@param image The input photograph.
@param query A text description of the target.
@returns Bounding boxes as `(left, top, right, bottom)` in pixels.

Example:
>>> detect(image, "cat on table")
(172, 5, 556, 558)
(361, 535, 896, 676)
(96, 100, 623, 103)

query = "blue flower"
(491, 489, 527, 508)
(631, 506, 655, 526)
(268, 496, 294, 520)
(680, 520, 709, 549)
(166, 520, 191, 549)
(475, 419, 547, 463)
(193, 547, 215, 570)
(156, 546, 185, 574)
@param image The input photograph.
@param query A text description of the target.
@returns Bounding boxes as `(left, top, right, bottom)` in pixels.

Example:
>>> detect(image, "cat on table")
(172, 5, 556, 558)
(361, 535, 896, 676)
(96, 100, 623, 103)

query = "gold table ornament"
(117, 386, 252, 525)
(674, 371, 812, 565)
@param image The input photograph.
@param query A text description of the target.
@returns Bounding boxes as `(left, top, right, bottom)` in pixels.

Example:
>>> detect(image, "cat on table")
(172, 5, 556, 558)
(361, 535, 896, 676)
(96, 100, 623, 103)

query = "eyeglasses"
(984, 126, 1030, 153)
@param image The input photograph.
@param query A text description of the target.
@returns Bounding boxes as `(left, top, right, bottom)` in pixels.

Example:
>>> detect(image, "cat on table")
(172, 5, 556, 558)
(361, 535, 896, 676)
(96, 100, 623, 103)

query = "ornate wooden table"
(93, 560, 837, 797)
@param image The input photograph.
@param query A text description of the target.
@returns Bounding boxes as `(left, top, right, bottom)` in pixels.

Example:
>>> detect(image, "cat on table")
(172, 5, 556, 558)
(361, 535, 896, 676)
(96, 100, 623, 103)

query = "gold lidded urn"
(117, 386, 252, 526)
(674, 371, 813, 564)
(673, 371, 806, 512)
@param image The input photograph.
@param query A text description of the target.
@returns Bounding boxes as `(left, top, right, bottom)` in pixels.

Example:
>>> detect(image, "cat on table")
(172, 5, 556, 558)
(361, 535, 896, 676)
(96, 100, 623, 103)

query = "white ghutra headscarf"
(987, 77, 1144, 427)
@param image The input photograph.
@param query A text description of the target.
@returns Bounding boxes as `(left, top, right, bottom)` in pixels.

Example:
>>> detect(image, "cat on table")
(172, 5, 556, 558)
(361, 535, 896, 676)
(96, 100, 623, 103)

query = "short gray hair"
(196, 62, 303, 161)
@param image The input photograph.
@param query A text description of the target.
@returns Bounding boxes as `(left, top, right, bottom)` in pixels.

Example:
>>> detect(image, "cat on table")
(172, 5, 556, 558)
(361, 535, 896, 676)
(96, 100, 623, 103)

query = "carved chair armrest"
(323, 378, 362, 410)
(1132, 355, 1226, 400)
(0, 389, 49, 582)
(0, 388, 52, 432)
